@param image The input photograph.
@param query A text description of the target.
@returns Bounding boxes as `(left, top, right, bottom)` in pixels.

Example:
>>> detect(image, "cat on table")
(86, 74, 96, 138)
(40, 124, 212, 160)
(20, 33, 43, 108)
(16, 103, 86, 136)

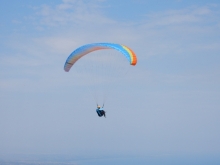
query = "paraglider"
(64, 43, 137, 117)
(96, 105, 106, 118)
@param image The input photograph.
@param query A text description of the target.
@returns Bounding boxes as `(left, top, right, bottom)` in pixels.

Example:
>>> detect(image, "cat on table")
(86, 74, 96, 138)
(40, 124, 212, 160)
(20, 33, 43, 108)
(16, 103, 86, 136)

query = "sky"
(0, 0, 220, 164)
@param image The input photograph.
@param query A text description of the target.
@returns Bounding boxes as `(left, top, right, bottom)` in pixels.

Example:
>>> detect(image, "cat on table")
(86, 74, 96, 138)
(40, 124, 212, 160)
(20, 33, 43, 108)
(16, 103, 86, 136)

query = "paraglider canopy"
(64, 43, 137, 72)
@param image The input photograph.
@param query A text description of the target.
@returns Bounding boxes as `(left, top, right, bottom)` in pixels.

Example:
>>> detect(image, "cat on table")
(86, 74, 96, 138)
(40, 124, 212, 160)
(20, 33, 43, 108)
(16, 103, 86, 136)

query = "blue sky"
(0, 0, 220, 164)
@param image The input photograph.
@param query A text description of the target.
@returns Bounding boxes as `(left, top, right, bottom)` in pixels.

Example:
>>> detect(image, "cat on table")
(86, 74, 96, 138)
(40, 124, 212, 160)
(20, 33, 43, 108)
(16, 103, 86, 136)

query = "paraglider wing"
(64, 43, 137, 72)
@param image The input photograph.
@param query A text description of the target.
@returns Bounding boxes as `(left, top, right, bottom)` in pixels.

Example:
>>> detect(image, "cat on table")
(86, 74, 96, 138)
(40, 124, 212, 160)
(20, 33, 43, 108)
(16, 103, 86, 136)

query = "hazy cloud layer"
(0, 0, 220, 160)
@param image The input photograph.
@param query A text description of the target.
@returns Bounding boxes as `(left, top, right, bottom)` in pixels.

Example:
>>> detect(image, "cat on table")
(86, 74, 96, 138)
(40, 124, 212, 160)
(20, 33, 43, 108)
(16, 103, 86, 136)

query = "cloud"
(35, 0, 115, 27)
